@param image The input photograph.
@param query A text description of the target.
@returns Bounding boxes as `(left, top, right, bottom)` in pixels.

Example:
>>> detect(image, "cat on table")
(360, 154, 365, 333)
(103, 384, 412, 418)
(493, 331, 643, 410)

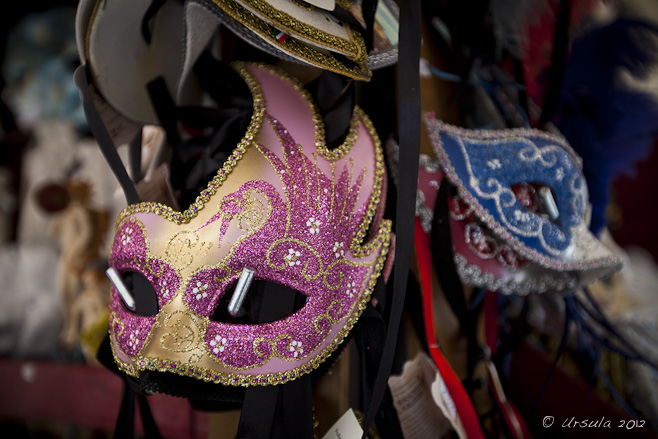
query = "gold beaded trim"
(230, 0, 364, 60)
(110, 229, 390, 386)
(335, 0, 352, 11)
(288, 0, 315, 11)
(115, 62, 266, 227)
(210, 0, 371, 81)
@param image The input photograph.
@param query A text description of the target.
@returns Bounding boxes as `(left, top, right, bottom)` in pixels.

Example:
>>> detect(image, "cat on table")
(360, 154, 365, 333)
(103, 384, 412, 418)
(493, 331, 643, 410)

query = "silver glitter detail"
(454, 254, 577, 295)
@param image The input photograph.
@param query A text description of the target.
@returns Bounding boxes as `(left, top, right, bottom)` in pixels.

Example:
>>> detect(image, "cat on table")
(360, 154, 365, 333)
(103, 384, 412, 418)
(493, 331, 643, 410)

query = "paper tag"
(388, 352, 466, 439)
(430, 369, 458, 426)
(321, 408, 364, 439)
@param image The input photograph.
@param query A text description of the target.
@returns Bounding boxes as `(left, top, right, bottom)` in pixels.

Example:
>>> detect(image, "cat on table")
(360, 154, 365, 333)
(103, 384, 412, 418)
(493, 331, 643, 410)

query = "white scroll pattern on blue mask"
(424, 114, 623, 277)
(453, 134, 586, 258)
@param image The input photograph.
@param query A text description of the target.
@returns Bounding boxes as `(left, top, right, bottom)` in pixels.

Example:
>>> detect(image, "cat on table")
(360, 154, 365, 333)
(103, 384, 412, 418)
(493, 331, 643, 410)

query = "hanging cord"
(360, 0, 421, 436)
(579, 287, 658, 369)
(563, 294, 644, 418)
(530, 292, 573, 417)
(531, 291, 652, 420)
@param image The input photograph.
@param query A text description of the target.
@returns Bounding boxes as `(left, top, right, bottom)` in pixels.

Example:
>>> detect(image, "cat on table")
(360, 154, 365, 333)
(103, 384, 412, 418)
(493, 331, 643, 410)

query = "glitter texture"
(106, 63, 391, 385)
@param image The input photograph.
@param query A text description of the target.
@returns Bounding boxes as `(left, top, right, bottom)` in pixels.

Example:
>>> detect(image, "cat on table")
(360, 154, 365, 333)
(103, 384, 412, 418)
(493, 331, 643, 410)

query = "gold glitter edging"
(287, 0, 315, 12)
(85, 0, 103, 63)
(229, 0, 363, 59)
(115, 62, 266, 228)
(210, 0, 371, 80)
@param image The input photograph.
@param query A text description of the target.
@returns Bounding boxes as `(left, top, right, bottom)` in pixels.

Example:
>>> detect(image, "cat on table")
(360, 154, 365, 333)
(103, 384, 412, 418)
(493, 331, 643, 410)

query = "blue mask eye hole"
(511, 183, 561, 225)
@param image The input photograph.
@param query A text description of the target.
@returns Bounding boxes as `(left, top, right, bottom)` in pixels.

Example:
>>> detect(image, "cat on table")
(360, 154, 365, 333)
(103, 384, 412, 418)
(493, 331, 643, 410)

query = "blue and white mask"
(421, 115, 622, 294)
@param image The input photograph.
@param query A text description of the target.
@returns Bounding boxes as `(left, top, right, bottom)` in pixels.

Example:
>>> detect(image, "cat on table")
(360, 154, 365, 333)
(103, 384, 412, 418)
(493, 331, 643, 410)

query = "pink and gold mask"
(107, 63, 391, 386)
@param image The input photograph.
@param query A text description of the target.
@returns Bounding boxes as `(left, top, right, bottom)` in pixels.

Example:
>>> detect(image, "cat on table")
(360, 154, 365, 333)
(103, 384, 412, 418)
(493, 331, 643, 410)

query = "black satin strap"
(113, 382, 136, 439)
(129, 127, 144, 184)
(146, 77, 182, 146)
(236, 282, 314, 439)
(313, 71, 355, 148)
(354, 279, 403, 439)
(137, 393, 163, 438)
(538, 0, 571, 127)
(113, 380, 163, 439)
(237, 385, 280, 439)
(430, 179, 482, 382)
(361, 0, 379, 53)
(361, 0, 421, 436)
(74, 65, 141, 205)
(141, 0, 169, 44)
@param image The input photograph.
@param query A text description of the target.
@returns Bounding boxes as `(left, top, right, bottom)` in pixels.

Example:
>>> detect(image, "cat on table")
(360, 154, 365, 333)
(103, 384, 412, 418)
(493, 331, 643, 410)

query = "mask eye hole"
(511, 183, 560, 224)
(119, 271, 159, 316)
(211, 280, 307, 324)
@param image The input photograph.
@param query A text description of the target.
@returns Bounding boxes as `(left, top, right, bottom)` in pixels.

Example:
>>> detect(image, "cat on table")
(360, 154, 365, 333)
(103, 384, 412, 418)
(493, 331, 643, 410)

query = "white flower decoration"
(193, 281, 209, 300)
(556, 167, 565, 181)
(289, 340, 304, 358)
(210, 335, 228, 354)
(286, 248, 301, 266)
(127, 330, 139, 348)
(346, 282, 357, 298)
(306, 217, 321, 235)
(121, 227, 134, 245)
(158, 279, 170, 296)
(514, 209, 531, 223)
(487, 159, 502, 170)
(333, 242, 345, 258)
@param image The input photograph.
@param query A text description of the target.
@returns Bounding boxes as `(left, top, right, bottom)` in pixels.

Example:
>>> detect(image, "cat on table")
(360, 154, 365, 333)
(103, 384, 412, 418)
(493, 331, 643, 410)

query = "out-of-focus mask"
(416, 116, 622, 294)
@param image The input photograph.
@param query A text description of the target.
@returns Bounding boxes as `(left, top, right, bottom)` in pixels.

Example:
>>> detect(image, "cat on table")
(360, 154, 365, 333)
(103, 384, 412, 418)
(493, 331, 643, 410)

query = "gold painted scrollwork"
(160, 310, 203, 353)
(313, 300, 344, 332)
(236, 190, 266, 231)
(164, 230, 212, 271)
